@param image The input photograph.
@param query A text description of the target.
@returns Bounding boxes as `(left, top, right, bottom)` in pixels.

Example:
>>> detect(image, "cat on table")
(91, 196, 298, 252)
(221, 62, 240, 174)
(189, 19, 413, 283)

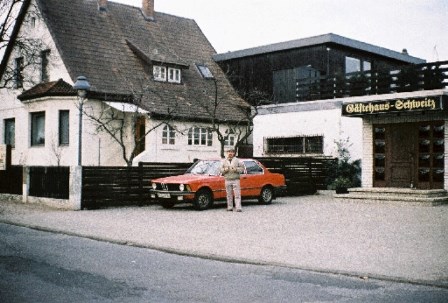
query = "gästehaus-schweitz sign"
(342, 95, 448, 117)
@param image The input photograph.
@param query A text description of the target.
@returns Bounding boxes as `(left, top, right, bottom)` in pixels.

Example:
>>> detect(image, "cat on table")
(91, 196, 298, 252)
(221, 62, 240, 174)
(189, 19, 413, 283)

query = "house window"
(168, 67, 181, 83)
(162, 125, 175, 145)
(14, 57, 24, 88)
(188, 127, 213, 146)
(345, 56, 371, 74)
(41, 49, 51, 82)
(4, 118, 15, 147)
(224, 131, 235, 147)
(196, 64, 214, 79)
(153, 66, 166, 81)
(59, 110, 69, 145)
(265, 136, 323, 154)
(134, 116, 146, 156)
(31, 112, 45, 146)
(153, 65, 182, 83)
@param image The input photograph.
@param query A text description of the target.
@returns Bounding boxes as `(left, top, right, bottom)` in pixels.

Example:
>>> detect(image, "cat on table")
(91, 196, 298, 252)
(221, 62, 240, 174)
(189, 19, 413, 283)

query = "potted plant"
(331, 177, 352, 194)
(327, 139, 361, 194)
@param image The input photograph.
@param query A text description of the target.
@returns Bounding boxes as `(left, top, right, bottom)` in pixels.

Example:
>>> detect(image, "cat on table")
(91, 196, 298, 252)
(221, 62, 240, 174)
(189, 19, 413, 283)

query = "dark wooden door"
(386, 124, 417, 187)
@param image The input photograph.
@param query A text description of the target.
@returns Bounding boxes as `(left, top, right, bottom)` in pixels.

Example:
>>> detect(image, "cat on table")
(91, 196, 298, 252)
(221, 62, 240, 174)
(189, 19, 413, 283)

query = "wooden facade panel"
(218, 43, 414, 105)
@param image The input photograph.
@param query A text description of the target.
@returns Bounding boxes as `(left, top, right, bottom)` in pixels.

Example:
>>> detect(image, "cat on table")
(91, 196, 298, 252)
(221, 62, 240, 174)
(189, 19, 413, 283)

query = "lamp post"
(73, 76, 91, 166)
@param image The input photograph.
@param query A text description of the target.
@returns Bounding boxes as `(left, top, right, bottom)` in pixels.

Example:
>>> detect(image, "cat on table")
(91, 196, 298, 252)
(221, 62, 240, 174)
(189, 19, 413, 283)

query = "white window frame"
(162, 125, 175, 145)
(188, 127, 213, 146)
(153, 65, 166, 81)
(168, 67, 181, 83)
(224, 132, 235, 147)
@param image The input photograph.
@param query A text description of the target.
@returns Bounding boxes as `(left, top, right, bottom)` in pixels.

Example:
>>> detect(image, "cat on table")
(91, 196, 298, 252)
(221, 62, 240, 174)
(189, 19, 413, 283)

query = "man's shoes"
(235, 209, 242, 212)
(227, 208, 233, 211)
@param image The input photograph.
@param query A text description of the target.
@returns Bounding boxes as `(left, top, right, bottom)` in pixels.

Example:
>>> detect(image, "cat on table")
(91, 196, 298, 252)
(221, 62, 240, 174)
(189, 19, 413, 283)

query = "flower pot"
(335, 187, 349, 194)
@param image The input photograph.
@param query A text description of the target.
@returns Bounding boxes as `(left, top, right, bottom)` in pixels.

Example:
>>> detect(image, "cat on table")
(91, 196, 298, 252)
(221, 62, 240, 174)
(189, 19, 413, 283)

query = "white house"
(0, 0, 251, 167)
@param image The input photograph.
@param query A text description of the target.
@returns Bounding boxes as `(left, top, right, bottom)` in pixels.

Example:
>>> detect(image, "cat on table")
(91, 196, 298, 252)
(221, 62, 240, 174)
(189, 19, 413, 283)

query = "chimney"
(142, 0, 154, 21)
(98, 0, 107, 11)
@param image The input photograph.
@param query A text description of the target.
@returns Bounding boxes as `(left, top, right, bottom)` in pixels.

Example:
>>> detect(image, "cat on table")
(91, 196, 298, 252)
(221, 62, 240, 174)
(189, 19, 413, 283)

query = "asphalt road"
(1, 223, 448, 303)
(1, 193, 447, 289)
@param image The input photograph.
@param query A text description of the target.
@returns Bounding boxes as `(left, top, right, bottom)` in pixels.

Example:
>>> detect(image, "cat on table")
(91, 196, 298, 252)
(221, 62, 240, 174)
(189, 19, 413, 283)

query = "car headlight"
(179, 184, 185, 191)
(152, 183, 157, 190)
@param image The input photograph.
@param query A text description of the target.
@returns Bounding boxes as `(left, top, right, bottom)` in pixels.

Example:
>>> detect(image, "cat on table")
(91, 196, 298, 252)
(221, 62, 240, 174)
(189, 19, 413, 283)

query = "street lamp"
(73, 76, 91, 166)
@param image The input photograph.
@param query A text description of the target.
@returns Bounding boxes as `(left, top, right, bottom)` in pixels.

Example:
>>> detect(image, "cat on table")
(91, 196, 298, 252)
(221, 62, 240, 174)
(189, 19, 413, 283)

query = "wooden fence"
(81, 163, 192, 209)
(29, 166, 70, 199)
(0, 165, 23, 195)
(0, 158, 335, 209)
(81, 158, 335, 209)
(255, 157, 335, 195)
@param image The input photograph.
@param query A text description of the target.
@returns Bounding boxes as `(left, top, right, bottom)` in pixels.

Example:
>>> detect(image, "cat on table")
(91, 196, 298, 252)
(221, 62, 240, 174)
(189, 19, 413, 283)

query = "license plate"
(158, 193, 171, 198)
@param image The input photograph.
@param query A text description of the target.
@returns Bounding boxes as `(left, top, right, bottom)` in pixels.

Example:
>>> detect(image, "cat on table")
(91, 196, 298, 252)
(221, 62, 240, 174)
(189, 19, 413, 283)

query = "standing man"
(220, 148, 244, 212)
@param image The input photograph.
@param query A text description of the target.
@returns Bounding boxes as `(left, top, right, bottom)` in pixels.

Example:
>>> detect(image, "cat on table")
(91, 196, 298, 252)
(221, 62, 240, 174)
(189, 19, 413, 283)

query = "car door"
(240, 160, 265, 197)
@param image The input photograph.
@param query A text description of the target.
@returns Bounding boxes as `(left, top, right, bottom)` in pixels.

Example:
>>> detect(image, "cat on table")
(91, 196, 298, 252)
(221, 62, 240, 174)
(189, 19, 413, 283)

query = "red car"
(150, 159, 287, 210)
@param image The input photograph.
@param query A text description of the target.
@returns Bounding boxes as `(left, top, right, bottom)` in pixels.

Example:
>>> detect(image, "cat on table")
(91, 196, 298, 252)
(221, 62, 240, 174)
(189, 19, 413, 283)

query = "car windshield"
(186, 160, 221, 176)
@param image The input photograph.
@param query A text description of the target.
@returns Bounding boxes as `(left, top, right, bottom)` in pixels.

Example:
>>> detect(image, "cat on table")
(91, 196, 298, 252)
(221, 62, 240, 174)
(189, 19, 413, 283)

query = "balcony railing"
(296, 60, 448, 101)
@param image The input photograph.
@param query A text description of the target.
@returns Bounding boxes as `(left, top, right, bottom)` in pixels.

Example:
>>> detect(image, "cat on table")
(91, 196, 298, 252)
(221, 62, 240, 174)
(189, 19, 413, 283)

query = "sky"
(121, 1, 448, 62)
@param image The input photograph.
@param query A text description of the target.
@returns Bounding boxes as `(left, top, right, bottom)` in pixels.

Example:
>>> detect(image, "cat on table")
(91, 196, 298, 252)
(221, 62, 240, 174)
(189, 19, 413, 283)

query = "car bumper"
(150, 190, 196, 202)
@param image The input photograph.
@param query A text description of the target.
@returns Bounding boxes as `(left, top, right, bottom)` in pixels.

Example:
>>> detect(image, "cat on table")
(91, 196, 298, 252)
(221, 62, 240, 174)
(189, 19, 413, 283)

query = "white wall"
(133, 120, 239, 164)
(253, 102, 362, 160)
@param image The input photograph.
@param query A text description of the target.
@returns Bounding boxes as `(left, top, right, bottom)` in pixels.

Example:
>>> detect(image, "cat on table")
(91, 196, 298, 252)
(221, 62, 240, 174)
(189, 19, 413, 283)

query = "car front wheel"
(259, 186, 273, 204)
(193, 189, 213, 210)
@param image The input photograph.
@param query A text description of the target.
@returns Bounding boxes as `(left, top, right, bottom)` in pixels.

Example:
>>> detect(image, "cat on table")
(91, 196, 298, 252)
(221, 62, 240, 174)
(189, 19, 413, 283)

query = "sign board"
(342, 95, 447, 117)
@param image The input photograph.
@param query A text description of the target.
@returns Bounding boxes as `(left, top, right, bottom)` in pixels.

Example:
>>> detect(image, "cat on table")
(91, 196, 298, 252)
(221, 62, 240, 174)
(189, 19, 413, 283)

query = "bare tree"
(0, 0, 47, 88)
(80, 87, 178, 167)
(199, 78, 270, 157)
(48, 133, 63, 166)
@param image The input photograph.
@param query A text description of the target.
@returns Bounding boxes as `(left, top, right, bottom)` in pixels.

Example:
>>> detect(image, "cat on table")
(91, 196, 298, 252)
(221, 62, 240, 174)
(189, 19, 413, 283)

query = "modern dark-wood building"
(214, 33, 424, 104)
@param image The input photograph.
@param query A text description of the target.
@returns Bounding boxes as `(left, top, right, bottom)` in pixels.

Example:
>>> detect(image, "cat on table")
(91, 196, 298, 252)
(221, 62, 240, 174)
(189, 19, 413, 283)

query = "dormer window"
(153, 65, 182, 83)
(153, 66, 166, 81)
(168, 67, 181, 83)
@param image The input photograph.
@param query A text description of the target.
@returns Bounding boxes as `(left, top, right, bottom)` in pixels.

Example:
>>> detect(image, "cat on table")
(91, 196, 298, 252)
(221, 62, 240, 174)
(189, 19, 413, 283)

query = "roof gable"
(32, 0, 248, 121)
(18, 78, 76, 101)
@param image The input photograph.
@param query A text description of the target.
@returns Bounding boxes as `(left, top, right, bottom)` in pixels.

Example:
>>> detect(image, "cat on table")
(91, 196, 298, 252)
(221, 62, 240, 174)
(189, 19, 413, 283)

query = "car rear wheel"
(161, 201, 175, 209)
(259, 186, 273, 204)
(193, 189, 213, 210)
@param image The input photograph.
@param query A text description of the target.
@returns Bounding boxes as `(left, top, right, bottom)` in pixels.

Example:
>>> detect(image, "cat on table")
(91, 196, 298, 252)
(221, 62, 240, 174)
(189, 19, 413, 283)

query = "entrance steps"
(334, 187, 448, 206)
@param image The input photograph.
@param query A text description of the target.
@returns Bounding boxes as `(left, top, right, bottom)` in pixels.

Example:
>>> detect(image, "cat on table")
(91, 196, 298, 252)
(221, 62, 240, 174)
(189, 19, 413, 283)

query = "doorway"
(373, 121, 444, 189)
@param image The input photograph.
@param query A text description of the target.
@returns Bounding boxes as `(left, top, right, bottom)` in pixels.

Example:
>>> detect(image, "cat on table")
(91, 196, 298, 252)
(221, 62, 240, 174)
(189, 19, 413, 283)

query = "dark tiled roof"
(213, 33, 426, 64)
(35, 0, 249, 122)
(18, 78, 76, 101)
